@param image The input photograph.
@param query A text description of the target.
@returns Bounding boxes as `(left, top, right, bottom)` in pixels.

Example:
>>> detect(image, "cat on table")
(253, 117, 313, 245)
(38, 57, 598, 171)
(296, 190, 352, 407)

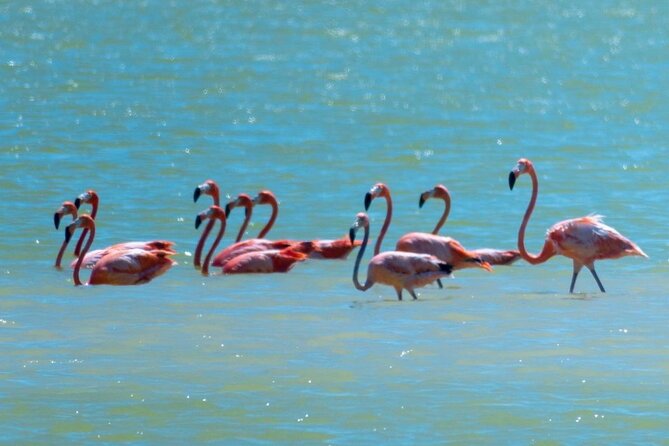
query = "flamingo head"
(509, 158, 533, 190)
(364, 183, 389, 210)
(64, 215, 94, 243)
(54, 201, 78, 229)
(195, 205, 226, 229)
(252, 190, 277, 207)
(193, 180, 220, 205)
(419, 184, 449, 208)
(224, 194, 253, 218)
(349, 212, 370, 243)
(74, 190, 98, 210)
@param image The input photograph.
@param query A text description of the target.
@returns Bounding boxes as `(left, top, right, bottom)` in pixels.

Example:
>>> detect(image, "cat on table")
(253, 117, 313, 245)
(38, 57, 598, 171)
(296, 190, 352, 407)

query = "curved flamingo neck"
(352, 224, 373, 291)
(236, 204, 253, 242)
(431, 192, 451, 235)
(202, 216, 227, 275)
(73, 223, 95, 286)
(194, 219, 215, 268)
(74, 196, 97, 256)
(257, 198, 278, 239)
(374, 194, 392, 256)
(55, 239, 69, 268)
(518, 168, 556, 265)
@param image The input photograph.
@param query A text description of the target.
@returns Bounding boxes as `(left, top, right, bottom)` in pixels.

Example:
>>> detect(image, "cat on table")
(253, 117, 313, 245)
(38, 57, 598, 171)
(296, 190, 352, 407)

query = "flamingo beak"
(195, 214, 203, 229)
(74, 198, 82, 209)
(54, 212, 61, 229)
(64, 224, 75, 244)
(193, 187, 202, 203)
(419, 192, 429, 208)
(224, 203, 232, 218)
(349, 227, 357, 244)
(508, 171, 517, 190)
(364, 192, 372, 210)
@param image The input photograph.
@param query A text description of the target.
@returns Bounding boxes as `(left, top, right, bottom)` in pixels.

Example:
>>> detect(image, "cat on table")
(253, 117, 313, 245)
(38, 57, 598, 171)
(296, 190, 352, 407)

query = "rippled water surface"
(2, 1, 668, 444)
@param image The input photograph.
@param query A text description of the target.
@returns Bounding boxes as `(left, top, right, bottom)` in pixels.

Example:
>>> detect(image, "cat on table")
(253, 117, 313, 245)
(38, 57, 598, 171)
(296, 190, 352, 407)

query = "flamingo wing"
(222, 248, 307, 274)
(211, 239, 296, 267)
(88, 249, 176, 285)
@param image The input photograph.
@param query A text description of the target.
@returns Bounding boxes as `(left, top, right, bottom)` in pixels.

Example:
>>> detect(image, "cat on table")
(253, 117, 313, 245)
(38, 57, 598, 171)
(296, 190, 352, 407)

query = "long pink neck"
(194, 219, 215, 268)
(55, 239, 69, 268)
(518, 169, 556, 265)
(352, 224, 373, 291)
(74, 199, 97, 256)
(73, 224, 95, 286)
(257, 198, 278, 239)
(202, 217, 227, 275)
(431, 193, 451, 235)
(374, 194, 392, 256)
(236, 205, 253, 242)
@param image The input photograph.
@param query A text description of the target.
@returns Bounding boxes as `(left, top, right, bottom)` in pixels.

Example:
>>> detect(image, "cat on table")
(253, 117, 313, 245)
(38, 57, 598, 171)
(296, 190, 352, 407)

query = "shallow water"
(2, 1, 669, 444)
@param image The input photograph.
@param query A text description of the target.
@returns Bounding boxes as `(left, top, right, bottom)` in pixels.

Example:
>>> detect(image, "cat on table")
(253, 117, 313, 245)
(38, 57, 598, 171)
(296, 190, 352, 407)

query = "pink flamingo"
(194, 205, 228, 276)
(195, 204, 310, 274)
(53, 201, 79, 268)
(193, 179, 221, 268)
(419, 184, 520, 265)
(64, 215, 176, 286)
(364, 183, 493, 277)
(73, 190, 99, 256)
(509, 158, 647, 293)
(349, 212, 453, 300)
(73, 189, 175, 269)
(193, 193, 254, 268)
(211, 190, 296, 268)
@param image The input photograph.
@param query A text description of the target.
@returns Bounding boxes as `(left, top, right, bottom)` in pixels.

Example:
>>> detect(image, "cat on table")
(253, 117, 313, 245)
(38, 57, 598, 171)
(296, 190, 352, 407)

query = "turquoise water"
(2, 1, 668, 443)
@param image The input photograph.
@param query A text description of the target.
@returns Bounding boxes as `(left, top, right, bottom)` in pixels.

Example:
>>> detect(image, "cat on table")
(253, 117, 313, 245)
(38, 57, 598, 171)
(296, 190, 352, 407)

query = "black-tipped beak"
(419, 194, 427, 208)
(364, 192, 372, 210)
(224, 203, 232, 218)
(195, 215, 203, 229)
(64, 225, 74, 244)
(349, 227, 357, 244)
(244, 207, 250, 218)
(193, 187, 201, 203)
(54, 213, 61, 229)
(508, 172, 516, 190)
(74, 198, 81, 209)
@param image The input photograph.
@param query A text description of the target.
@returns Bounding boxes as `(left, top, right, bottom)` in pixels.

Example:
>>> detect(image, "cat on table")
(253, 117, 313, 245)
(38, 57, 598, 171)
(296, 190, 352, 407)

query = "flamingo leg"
(569, 261, 584, 293)
(407, 288, 418, 300)
(436, 279, 443, 289)
(587, 264, 606, 293)
(395, 287, 403, 301)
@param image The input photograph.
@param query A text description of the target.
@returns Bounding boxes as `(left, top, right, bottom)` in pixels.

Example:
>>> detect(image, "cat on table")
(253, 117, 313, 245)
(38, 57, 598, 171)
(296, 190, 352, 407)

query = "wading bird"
(65, 215, 176, 286)
(349, 212, 453, 300)
(508, 158, 647, 293)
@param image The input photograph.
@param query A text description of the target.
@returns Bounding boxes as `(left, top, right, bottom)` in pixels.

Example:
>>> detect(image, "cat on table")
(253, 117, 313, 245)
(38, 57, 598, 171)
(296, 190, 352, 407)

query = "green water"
(2, 1, 668, 444)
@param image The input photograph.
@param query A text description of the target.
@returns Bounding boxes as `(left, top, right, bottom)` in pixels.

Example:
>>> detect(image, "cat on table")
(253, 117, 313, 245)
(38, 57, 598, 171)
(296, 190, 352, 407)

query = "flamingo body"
(396, 233, 493, 272)
(545, 216, 646, 264)
(222, 248, 309, 274)
(88, 248, 176, 285)
(309, 237, 362, 260)
(211, 239, 297, 267)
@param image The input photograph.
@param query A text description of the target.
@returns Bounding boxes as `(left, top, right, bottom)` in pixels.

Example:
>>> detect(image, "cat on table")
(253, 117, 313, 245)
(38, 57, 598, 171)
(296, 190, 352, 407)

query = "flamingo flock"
(52, 158, 647, 297)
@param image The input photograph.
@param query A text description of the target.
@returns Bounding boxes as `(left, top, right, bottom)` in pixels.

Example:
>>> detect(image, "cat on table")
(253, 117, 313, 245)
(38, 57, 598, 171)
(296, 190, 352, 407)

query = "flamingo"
(508, 158, 647, 293)
(194, 205, 227, 276)
(210, 190, 296, 268)
(364, 183, 492, 278)
(193, 179, 221, 268)
(195, 204, 311, 274)
(73, 189, 175, 269)
(73, 190, 99, 256)
(64, 215, 176, 286)
(349, 212, 453, 300)
(53, 201, 78, 268)
(419, 184, 520, 265)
